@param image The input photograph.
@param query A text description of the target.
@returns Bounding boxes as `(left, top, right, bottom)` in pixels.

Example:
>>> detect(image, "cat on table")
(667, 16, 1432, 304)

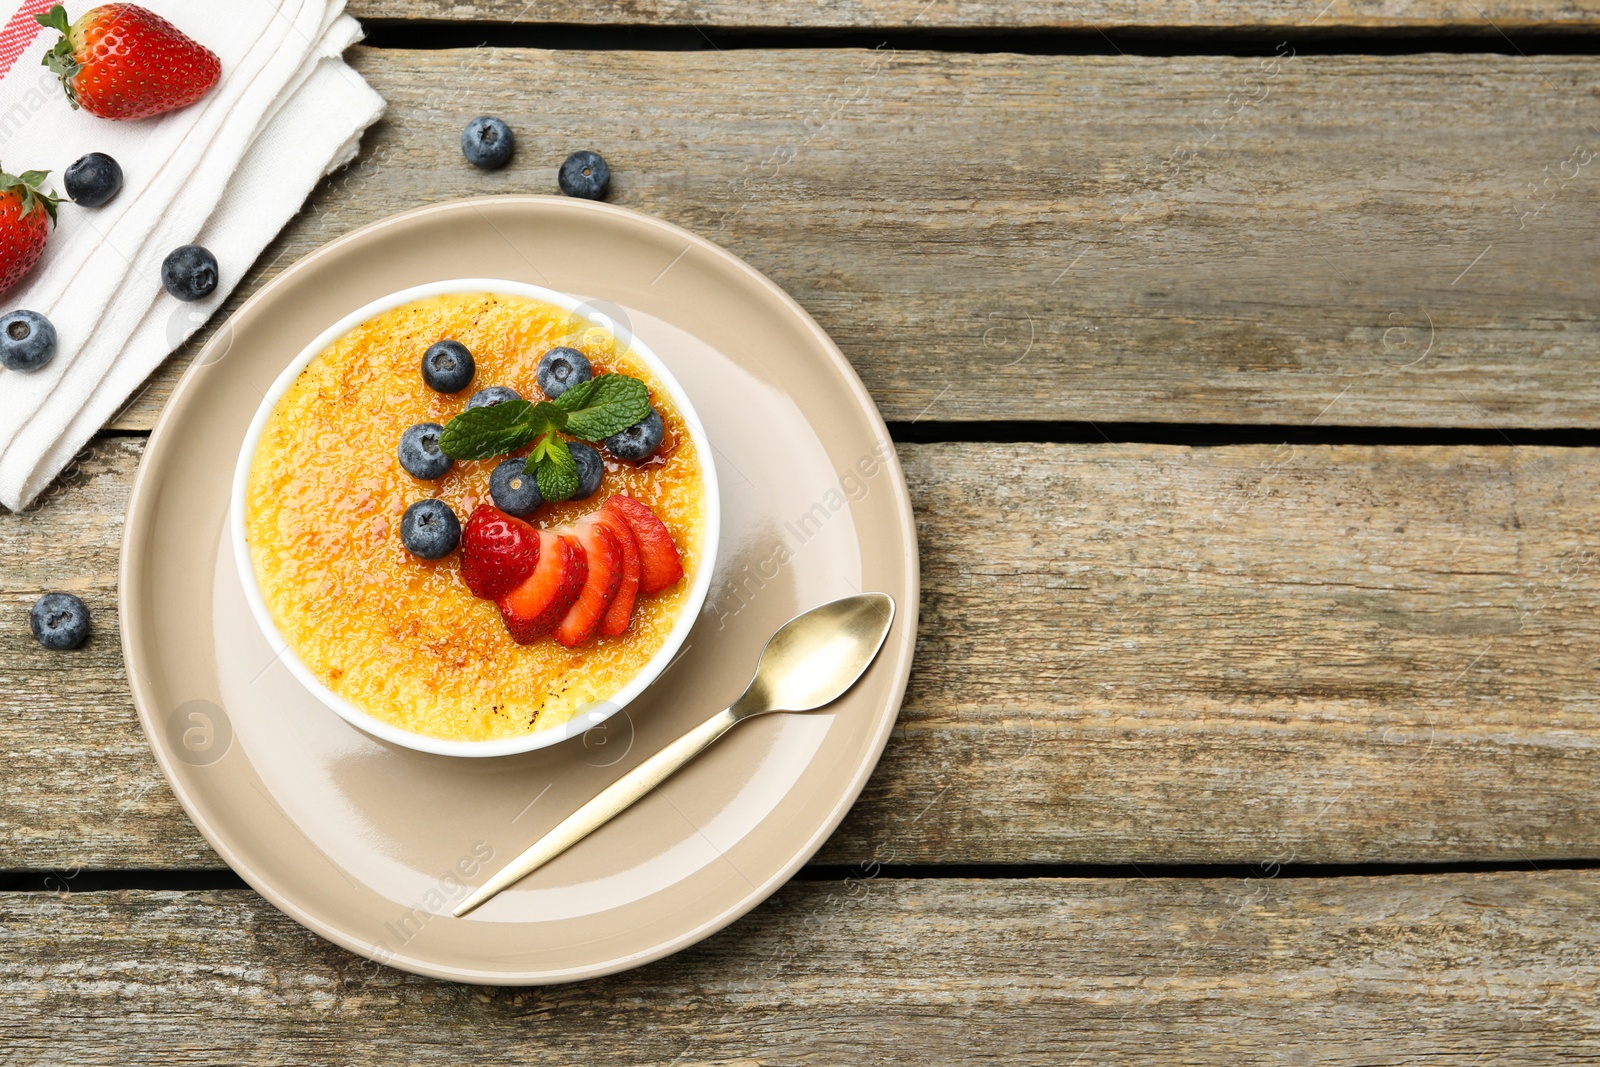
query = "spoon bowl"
(731, 591, 896, 718)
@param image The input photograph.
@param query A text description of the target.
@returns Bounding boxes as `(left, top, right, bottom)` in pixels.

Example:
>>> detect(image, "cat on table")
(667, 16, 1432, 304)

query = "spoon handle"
(454, 706, 742, 917)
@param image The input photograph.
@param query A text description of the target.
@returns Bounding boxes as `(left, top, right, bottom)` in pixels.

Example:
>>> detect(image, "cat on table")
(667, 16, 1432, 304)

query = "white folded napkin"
(0, 0, 384, 510)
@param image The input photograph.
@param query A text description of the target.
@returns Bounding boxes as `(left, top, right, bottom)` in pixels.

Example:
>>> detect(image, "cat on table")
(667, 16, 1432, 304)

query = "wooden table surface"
(6, 3, 1600, 1062)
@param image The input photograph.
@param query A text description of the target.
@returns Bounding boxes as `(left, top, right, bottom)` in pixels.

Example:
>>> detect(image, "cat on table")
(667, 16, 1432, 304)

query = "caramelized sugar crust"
(245, 293, 705, 742)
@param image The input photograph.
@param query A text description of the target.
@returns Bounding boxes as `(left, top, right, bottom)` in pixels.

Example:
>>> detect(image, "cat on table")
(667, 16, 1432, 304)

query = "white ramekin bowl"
(230, 279, 721, 758)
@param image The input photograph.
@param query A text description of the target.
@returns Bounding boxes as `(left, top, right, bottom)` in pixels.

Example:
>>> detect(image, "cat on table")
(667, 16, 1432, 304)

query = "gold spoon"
(454, 592, 897, 918)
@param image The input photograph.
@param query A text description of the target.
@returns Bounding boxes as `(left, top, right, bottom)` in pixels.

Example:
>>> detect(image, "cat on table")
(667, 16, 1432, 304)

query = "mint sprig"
(437, 373, 652, 503)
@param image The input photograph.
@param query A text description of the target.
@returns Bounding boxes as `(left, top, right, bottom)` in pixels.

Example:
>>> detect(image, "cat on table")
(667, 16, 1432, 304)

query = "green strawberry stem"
(36, 5, 83, 109)
(35, 4, 72, 34)
(0, 166, 61, 225)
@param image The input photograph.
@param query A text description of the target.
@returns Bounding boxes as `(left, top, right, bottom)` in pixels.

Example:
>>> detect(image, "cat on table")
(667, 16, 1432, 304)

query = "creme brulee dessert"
(244, 292, 706, 743)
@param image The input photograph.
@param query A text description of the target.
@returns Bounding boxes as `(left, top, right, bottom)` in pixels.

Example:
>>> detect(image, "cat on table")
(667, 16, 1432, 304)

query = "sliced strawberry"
(556, 519, 623, 648)
(459, 505, 539, 601)
(496, 530, 586, 644)
(605, 495, 684, 595)
(590, 508, 641, 637)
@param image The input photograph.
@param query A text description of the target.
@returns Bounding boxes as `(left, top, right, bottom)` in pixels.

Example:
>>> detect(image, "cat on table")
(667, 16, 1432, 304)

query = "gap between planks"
(343, 0, 1600, 34)
(356, 21, 1600, 55)
(3, 858, 1600, 894)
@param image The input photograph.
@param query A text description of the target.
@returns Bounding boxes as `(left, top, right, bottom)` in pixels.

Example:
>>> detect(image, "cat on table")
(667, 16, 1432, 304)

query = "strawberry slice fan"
(0, 0, 383, 511)
(463, 495, 686, 650)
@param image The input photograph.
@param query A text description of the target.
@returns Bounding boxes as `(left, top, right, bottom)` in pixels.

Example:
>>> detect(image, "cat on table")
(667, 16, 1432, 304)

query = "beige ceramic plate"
(120, 196, 919, 985)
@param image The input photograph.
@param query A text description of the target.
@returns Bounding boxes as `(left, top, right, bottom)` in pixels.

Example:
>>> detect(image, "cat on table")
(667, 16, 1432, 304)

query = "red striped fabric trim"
(0, 0, 58, 84)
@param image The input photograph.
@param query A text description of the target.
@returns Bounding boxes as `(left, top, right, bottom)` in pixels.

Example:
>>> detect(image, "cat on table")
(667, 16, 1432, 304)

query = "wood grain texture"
(347, 0, 1600, 31)
(3, 872, 1597, 1061)
(6, 439, 1599, 869)
(108, 48, 1600, 433)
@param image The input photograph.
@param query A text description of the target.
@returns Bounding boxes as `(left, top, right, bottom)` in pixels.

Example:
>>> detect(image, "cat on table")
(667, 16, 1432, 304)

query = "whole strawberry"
(0, 169, 60, 296)
(37, 4, 220, 120)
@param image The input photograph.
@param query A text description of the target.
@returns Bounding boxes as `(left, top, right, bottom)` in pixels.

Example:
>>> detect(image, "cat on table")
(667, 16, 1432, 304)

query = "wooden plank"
(108, 48, 1600, 433)
(6, 439, 1600, 869)
(2, 872, 1597, 1060)
(347, 0, 1600, 32)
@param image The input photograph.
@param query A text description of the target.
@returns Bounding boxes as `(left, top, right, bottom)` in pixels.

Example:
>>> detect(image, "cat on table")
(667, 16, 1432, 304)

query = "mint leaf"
(527, 400, 569, 436)
(554, 375, 651, 441)
(438, 399, 536, 460)
(528, 436, 580, 500)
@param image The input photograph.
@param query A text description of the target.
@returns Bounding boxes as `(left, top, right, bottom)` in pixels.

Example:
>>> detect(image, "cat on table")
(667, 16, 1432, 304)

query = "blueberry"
(605, 408, 664, 462)
(161, 244, 218, 302)
(63, 152, 122, 207)
(421, 340, 475, 394)
(489, 457, 544, 517)
(558, 150, 610, 200)
(30, 592, 90, 651)
(399, 422, 453, 480)
(401, 499, 460, 559)
(0, 310, 57, 372)
(569, 441, 605, 500)
(536, 346, 592, 399)
(461, 116, 515, 170)
(466, 385, 521, 410)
